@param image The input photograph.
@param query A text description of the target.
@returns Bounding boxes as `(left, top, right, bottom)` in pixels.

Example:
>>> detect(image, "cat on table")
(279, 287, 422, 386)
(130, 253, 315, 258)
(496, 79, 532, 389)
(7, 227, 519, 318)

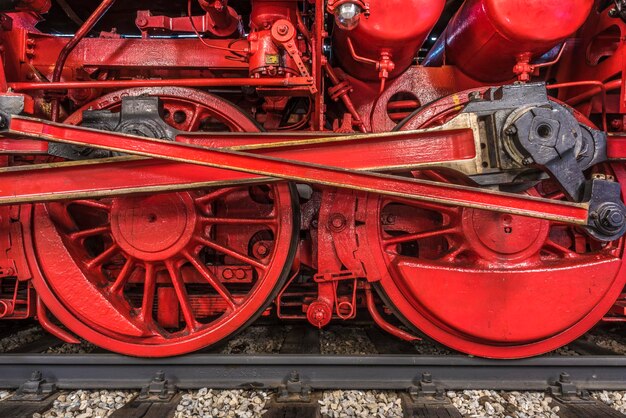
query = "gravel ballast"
(220, 326, 288, 354)
(174, 388, 269, 418)
(584, 333, 626, 354)
(319, 390, 402, 418)
(412, 338, 453, 355)
(320, 327, 377, 355)
(44, 340, 96, 354)
(36, 390, 136, 418)
(0, 326, 43, 352)
(592, 391, 626, 414)
(447, 390, 560, 418)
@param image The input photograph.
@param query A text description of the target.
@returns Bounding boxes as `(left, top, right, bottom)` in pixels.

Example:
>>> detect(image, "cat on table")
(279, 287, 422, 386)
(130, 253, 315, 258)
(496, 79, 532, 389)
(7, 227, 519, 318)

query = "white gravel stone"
(592, 391, 626, 414)
(320, 327, 377, 355)
(0, 390, 11, 401)
(174, 388, 269, 418)
(0, 326, 44, 352)
(221, 326, 289, 354)
(447, 390, 560, 417)
(45, 340, 96, 354)
(319, 390, 402, 418)
(40, 390, 136, 418)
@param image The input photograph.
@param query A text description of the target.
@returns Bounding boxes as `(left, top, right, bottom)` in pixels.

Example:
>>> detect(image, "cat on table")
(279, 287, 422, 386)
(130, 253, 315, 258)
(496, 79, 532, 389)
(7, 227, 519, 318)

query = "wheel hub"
(461, 209, 549, 261)
(110, 193, 197, 261)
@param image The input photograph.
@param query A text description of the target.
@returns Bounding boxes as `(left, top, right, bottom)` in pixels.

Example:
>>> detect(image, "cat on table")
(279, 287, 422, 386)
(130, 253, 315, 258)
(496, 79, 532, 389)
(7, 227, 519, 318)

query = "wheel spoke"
(86, 244, 119, 270)
(420, 170, 451, 183)
(544, 239, 579, 259)
(110, 257, 134, 294)
(195, 236, 268, 270)
(69, 200, 111, 212)
(194, 187, 240, 205)
(140, 263, 156, 324)
(185, 104, 203, 131)
(384, 226, 459, 246)
(165, 260, 199, 331)
(69, 225, 110, 241)
(182, 250, 237, 310)
(439, 244, 468, 263)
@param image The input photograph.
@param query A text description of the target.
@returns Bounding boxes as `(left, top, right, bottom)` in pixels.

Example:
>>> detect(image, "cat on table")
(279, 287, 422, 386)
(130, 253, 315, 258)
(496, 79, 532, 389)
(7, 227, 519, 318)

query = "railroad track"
(0, 324, 625, 417)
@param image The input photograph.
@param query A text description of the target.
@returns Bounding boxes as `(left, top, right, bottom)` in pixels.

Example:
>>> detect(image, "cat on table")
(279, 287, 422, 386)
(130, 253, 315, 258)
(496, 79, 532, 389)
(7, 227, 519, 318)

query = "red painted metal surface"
(0, 126, 477, 204)
(14, 0, 50, 13)
(6, 116, 591, 225)
(424, 0, 594, 82)
(28, 185, 297, 356)
(50, 0, 117, 121)
(8, 77, 313, 92)
(333, 0, 445, 80)
(25, 92, 299, 356)
(0, 0, 623, 358)
(364, 91, 626, 358)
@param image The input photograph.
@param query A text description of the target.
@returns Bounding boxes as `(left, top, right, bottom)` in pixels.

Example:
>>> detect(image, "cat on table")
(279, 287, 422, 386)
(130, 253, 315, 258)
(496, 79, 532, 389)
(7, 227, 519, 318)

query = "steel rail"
(0, 354, 625, 391)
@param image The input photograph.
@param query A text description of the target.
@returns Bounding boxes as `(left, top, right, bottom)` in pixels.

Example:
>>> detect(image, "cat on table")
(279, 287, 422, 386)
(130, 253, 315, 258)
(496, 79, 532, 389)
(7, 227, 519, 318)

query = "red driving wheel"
(25, 88, 298, 356)
(366, 90, 626, 358)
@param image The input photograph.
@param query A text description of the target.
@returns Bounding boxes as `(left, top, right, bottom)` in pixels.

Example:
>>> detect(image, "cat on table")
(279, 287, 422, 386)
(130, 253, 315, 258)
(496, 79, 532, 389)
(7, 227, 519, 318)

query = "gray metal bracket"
(547, 372, 593, 404)
(10, 371, 57, 402)
(407, 372, 447, 404)
(276, 371, 312, 403)
(138, 371, 177, 402)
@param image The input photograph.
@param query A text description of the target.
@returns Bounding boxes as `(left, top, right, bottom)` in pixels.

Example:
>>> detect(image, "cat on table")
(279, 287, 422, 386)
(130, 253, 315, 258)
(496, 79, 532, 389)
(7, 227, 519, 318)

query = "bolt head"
(600, 207, 626, 230)
(609, 210, 625, 226)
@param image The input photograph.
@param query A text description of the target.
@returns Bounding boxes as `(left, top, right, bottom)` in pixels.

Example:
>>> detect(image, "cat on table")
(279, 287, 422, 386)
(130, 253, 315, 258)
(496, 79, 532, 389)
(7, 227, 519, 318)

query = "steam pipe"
(9, 76, 314, 91)
(365, 285, 420, 342)
(50, 0, 117, 121)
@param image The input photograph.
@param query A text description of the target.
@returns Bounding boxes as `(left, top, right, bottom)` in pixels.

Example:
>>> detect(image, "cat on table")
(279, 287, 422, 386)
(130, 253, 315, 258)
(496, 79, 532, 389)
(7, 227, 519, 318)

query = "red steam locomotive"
(0, 0, 624, 358)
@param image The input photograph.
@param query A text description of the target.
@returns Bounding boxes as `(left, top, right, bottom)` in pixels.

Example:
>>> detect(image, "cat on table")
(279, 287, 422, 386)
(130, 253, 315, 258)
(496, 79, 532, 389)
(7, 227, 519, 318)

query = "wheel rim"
(63, 86, 261, 133)
(27, 89, 297, 356)
(366, 90, 626, 358)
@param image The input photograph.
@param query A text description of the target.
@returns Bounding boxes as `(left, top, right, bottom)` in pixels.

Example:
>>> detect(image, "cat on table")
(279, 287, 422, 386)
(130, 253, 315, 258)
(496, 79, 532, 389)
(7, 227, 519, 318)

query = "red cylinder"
(333, 0, 445, 81)
(423, 0, 594, 82)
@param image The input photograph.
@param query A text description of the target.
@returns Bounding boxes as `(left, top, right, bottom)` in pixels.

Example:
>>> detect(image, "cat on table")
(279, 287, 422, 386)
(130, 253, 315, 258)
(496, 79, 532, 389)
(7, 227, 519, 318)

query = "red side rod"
(6, 116, 590, 225)
(0, 126, 476, 203)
